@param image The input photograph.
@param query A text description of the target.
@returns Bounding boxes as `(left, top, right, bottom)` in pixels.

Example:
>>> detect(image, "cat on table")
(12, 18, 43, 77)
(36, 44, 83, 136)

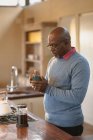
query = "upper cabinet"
(22, 22, 57, 76)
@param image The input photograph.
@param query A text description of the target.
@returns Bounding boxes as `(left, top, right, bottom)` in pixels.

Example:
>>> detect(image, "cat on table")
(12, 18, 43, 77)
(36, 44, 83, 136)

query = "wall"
(24, 0, 93, 23)
(0, 7, 23, 84)
(80, 13, 93, 125)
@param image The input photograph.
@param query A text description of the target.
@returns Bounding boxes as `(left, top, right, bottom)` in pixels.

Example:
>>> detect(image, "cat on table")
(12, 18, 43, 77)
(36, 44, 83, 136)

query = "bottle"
(16, 104, 28, 127)
(25, 72, 30, 87)
(11, 66, 18, 87)
(7, 66, 18, 92)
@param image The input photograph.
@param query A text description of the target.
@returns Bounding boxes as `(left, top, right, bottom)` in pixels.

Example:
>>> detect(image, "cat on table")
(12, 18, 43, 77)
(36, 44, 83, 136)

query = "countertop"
(7, 86, 43, 100)
(0, 110, 93, 140)
(0, 88, 93, 140)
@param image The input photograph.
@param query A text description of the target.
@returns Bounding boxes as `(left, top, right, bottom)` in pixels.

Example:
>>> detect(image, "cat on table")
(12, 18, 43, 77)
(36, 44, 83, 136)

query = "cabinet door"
(13, 97, 45, 119)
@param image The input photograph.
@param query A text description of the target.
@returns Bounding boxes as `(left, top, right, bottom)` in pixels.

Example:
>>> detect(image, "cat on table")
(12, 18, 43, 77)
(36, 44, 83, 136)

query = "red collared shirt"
(63, 47, 76, 60)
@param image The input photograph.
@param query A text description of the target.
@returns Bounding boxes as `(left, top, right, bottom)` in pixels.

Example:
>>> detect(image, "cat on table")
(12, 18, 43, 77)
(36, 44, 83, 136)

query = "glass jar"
(16, 104, 28, 127)
(0, 90, 8, 101)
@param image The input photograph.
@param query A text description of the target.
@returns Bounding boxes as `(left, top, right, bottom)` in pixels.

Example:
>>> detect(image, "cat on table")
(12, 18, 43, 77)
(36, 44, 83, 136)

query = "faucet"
(7, 66, 18, 92)
(10, 66, 18, 88)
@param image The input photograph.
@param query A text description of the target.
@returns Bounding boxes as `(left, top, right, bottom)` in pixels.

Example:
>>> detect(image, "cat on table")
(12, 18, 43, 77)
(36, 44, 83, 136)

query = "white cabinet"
(13, 97, 45, 119)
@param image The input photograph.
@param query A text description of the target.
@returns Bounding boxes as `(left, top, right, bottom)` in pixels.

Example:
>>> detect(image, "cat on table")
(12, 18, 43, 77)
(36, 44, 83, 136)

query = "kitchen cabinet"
(13, 97, 45, 119)
(22, 22, 57, 76)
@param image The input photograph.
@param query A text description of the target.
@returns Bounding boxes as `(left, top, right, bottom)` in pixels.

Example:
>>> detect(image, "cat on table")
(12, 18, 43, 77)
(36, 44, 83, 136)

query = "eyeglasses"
(47, 40, 64, 49)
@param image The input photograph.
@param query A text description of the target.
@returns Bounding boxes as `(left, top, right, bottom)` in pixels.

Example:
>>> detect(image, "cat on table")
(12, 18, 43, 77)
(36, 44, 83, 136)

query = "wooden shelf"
(25, 59, 40, 63)
(25, 41, 40, 45)
(22, 22, 57, 75)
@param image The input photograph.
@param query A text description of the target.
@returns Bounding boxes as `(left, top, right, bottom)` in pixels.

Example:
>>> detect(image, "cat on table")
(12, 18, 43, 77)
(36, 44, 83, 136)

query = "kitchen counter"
(0, 110, 93, 140)
(7, 86, 43, 100)
(0, 89, 93, 140)
(6, 87, 45, 118)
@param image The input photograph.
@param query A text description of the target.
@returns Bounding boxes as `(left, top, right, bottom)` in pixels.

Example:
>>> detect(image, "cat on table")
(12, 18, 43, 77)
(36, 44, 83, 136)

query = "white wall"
(80, 13, 93, 125)
(58, 16, 76, 47)
(0, 7, 23, 83)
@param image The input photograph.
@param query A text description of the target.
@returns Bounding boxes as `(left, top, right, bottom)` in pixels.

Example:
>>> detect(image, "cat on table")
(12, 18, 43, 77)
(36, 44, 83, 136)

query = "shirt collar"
(63, 47, 76, 60)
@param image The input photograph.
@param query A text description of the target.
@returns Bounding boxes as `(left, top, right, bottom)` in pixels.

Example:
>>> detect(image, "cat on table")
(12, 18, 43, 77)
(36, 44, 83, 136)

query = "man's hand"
(30, 76, 48, 92)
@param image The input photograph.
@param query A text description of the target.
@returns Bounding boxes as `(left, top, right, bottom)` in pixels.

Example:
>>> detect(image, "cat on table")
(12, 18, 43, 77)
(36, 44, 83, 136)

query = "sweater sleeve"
(45, 60, 90, 105)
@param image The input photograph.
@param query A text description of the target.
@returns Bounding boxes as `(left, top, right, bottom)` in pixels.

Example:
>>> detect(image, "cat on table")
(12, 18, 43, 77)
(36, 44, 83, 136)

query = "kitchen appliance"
(0, 100, 12, 116)
(0, 90, 12, 116)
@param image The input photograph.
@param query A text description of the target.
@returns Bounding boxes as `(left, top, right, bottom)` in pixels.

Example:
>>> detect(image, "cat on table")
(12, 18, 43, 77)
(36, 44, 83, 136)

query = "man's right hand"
(30, 76, 48, 92)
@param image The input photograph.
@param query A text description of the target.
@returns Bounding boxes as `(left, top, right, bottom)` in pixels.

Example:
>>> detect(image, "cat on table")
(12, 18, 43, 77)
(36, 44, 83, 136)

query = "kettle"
(0, 90, 11, 116)
(0, 100, 12, 116)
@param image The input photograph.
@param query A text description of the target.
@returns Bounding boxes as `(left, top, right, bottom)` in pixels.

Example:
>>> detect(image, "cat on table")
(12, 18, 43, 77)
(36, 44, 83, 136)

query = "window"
(0, 0, 46, 7)
(0, 0, 18, 6)
(29, 0, 42, 5)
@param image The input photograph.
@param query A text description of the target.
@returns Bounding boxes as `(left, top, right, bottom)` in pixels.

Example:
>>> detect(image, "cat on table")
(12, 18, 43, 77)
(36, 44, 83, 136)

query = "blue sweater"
(44, 51, 90, 127)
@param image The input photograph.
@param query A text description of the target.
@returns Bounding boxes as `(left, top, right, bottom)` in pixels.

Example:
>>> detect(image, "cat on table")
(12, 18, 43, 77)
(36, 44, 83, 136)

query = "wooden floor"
(83, 122, 93, 135)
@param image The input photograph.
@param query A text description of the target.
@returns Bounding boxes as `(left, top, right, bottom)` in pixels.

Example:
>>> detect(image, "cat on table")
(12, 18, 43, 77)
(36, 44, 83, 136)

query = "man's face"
(47, 33, 67, 58)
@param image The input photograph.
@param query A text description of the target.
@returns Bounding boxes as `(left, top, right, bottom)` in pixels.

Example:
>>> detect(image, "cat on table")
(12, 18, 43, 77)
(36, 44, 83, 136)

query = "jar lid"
(17, 104, 27, 108)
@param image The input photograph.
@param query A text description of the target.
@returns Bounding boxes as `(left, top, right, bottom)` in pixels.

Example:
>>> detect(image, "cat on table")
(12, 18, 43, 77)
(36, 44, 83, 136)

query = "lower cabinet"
(13, 97, 45, 119)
